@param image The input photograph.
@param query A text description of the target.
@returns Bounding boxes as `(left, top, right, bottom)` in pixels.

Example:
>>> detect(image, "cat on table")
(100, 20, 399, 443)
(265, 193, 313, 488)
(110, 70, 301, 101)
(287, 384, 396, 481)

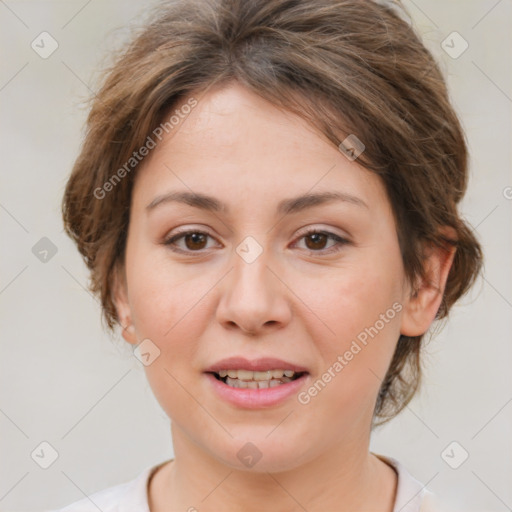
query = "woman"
(56, 0, 483, 510)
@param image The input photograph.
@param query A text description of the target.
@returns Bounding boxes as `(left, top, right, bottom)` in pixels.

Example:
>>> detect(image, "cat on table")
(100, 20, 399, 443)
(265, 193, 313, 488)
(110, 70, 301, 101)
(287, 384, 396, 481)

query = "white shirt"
(52, 454, 443, 512)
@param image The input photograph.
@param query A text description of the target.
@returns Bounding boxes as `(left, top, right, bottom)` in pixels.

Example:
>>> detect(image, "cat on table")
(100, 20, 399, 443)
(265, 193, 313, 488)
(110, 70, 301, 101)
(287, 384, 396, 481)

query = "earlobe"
(120, 323, 137, 345)
(400, 227, 457, 337)
(112, 265, 138, 345)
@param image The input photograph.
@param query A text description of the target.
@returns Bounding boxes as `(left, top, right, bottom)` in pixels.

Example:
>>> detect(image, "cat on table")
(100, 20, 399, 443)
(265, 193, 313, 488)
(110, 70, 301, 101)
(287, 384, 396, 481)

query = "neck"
(149, 425, 397, 512)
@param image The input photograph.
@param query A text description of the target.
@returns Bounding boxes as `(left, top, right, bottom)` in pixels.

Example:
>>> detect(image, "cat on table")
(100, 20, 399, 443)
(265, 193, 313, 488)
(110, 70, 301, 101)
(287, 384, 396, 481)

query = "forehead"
(132, 82, 388, 216)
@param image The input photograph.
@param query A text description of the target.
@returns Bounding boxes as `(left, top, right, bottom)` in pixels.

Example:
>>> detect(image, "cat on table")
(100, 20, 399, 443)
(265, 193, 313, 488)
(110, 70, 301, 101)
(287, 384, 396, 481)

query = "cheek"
(127, 261, 214, 420)
(297, 254, 404, 402)
(306, 257, 402, 345)
(125, 250, 215, 411)
(127, 243, 207, 339)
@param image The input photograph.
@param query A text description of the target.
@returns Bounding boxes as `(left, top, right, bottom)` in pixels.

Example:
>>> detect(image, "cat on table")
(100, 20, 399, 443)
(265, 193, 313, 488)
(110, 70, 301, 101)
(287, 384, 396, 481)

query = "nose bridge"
(216, 237, 291, 333)
(234, 247, 272, 296)
(230, 241, 277, 306)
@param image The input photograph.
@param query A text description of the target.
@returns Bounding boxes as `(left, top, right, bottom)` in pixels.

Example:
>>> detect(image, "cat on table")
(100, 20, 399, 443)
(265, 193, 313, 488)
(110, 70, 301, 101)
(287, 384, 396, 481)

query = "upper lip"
(204, 357, 309, 374)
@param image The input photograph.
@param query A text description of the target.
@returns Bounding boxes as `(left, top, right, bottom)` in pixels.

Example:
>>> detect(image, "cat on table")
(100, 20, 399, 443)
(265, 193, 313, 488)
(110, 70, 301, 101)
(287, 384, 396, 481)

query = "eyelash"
(163, 228, 350, 255)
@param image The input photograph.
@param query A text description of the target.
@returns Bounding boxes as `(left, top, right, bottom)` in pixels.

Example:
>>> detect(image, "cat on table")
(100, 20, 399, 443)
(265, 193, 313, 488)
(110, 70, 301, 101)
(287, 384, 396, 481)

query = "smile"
(205, 371, 309, 409)
(211, 369, 305, 389)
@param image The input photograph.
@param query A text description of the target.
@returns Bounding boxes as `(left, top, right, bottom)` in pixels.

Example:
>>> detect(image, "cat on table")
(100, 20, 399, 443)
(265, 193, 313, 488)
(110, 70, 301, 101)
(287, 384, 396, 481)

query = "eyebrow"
(145, 190, 368, 215)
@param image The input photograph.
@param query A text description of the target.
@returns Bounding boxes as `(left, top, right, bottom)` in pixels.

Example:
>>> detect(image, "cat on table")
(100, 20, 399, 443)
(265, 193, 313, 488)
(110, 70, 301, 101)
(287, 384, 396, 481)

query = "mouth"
(204, 356, 310, 408)
(208, 369, 308, 389)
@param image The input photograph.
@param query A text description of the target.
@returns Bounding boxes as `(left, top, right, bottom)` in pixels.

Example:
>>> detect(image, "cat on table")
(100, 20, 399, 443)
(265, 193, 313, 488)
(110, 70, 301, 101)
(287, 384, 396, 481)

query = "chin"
(211, 434, 313, 474)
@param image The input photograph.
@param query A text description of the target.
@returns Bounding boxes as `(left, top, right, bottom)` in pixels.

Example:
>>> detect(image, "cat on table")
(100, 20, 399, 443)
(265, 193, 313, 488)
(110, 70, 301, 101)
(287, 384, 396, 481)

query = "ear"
(400, 227, 457, 337)
(112, 264, 138, 345)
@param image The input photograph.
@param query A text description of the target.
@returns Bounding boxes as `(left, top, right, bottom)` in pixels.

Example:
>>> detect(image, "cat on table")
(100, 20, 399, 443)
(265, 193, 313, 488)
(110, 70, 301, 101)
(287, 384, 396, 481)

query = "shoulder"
(373, 453, 451, 512)
(52, 480, 132, 512)
(50, 462, 166, 512)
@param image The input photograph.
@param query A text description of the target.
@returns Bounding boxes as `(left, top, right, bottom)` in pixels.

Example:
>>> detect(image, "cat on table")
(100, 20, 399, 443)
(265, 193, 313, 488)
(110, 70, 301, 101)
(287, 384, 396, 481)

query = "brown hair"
(62, 0, 483, 426)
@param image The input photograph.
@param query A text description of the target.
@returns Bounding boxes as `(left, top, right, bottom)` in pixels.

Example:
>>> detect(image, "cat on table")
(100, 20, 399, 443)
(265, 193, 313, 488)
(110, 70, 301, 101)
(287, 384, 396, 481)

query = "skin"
(113, 81, 456, 511)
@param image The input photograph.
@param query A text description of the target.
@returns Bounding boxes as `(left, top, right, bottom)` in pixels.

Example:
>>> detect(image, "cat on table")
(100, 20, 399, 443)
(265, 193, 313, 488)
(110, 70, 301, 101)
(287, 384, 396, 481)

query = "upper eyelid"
(166, 225, 347, 240)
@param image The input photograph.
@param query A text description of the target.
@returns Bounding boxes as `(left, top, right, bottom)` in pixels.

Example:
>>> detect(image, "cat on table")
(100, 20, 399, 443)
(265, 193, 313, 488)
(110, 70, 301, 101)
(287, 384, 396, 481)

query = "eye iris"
(305, 233, 327, 250)
(185, 233, 207, 250)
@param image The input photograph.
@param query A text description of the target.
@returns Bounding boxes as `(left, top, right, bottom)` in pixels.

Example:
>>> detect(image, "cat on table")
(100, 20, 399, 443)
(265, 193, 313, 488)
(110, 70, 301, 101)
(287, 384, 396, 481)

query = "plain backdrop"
(1, 1, 511, 511)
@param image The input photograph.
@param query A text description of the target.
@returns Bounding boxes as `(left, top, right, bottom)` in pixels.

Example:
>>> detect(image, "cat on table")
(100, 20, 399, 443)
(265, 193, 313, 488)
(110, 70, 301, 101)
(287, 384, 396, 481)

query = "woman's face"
(115, 82, 424, 471)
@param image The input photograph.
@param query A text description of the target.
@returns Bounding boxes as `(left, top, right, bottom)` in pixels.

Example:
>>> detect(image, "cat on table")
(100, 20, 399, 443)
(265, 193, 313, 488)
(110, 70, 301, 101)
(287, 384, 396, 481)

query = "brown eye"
(183, 232, 208, 250)
(164, 230, 216, 253)
(304, 232, 329, 250)
(294, 229, 350, 255)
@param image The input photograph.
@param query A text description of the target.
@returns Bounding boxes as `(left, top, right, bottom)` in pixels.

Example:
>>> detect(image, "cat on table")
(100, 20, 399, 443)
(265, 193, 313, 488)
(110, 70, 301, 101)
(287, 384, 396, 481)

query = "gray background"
(1, 1, 511, 510)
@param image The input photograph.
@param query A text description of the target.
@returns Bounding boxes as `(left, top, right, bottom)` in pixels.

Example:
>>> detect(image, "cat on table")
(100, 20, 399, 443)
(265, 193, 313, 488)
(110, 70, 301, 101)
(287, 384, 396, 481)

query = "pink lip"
(204, 356, 309, 373)
(205, 372, 309, 409)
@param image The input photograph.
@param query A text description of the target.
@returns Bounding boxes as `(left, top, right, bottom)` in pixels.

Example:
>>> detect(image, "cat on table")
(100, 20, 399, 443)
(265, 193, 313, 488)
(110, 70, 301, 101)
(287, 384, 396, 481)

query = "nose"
(216, 249, 292, 336)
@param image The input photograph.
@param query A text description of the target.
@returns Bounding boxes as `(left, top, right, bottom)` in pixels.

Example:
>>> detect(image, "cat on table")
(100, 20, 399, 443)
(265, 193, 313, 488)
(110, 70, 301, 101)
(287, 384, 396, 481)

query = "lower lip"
(204, 373, 309, 409)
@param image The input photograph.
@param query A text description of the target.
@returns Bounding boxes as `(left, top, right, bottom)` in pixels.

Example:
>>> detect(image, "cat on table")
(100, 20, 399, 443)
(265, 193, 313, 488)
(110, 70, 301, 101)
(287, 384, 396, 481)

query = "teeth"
(254, 371, 273, 381)
(214, 369, 304, 389)
(217, 369, 297, 380)
(237, 369, 254, 380)
(224, 377, 295, 389)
